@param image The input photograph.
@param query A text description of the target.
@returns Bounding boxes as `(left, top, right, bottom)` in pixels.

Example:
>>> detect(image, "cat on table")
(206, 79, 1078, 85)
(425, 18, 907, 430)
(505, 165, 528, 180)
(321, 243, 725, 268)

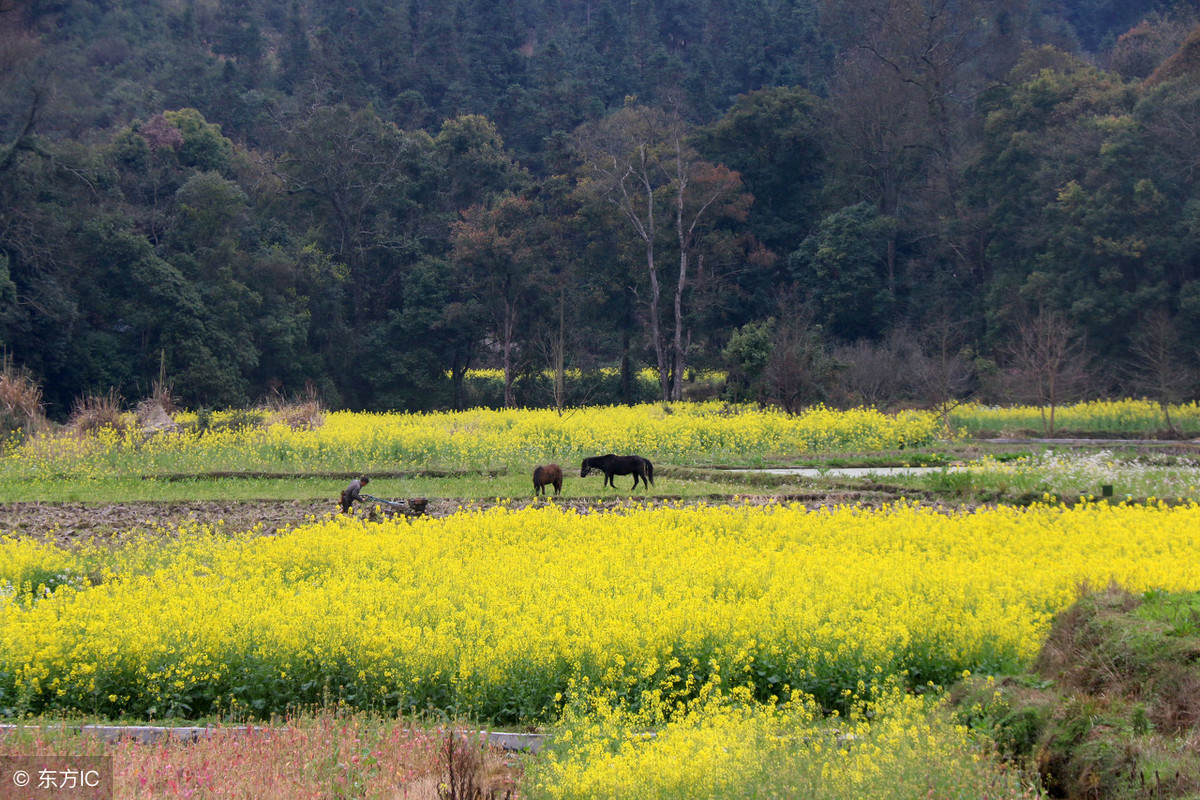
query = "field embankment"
(953, 586, 1200, 800)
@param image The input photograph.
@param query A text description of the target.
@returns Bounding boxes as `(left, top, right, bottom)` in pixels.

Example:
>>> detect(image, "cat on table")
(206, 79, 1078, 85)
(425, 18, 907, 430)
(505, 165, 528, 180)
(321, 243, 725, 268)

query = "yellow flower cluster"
(0, 537, 79, 597)
(1, 501, 1196, 722)
(450, 366, 728, 383)
(525, 682, 1032, 800)
(0, 403, 942, 478)
(950, 398, 1200, 435)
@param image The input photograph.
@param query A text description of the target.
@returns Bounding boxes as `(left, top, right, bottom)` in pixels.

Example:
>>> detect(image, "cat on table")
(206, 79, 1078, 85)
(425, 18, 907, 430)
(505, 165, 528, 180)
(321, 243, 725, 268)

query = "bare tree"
(667, 156, 746, 401)
(826, 0, 1027, 283)
(574, 105, 747, 403)
(855, 0, 1026, 188)
(1125, 309, 1195, 437)
(451, 195, 536, 409)
(825, 49, 925, 290)
(529, 288, 573, 415)
(832, 334, 915, 409)
(764, 300, 840, 414)
(277, 105, 429, 317)
(575, 107, 672, 401)
(1003, 308, 1090, 436)
(913, 315, 976, 428)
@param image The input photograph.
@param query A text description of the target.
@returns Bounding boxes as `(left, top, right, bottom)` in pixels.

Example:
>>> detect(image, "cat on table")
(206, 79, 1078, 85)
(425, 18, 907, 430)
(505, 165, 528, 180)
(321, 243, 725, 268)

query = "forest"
(2, 0, 1199, 419)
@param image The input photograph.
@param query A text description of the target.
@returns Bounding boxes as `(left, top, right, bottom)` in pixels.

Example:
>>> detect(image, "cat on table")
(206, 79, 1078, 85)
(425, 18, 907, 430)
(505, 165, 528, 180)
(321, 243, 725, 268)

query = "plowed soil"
(0, 490, 893, 546)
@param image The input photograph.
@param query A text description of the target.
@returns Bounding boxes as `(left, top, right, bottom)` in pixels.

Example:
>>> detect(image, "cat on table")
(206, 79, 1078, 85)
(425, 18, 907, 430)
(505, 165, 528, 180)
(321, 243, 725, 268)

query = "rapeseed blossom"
(950, 398, 1200, 436)
(525, 681, 1036, 800)
(0, 403, 942, 479)
(1, 501, 1196, 723)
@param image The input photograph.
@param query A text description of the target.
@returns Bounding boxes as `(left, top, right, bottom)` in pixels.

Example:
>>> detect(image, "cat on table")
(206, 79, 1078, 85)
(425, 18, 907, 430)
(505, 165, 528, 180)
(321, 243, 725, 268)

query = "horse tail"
(645, 458, 654, 485)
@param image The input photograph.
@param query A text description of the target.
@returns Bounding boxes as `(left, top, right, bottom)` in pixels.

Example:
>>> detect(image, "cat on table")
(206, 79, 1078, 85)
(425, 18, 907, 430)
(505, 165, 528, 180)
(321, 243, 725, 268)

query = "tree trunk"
(552, 290, 566, 415)
(621, 282, 635, 404)
(671, 249, 688, 402)
(502, 296, 516, 408)
(645, 238, 669, 403)
(451, 352, 471, 411)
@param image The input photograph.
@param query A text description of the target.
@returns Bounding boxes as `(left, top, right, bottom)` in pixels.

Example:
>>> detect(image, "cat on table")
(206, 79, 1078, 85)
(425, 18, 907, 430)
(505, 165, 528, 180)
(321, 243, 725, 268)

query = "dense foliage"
(2, 0, 1198, 417)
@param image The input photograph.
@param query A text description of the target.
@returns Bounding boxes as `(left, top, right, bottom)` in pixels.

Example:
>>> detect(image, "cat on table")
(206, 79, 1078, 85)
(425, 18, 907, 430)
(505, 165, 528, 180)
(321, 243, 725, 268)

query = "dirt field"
(0, 489, 899, 545)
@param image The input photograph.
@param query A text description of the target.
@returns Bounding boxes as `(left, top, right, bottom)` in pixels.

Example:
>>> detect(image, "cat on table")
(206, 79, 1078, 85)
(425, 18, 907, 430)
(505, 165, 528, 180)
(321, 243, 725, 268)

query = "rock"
(137, 401, 178, 434)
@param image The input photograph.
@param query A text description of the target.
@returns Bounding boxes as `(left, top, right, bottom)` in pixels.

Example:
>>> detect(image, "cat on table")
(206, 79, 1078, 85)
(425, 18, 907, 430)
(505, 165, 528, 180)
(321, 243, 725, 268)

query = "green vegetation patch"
(952, 586, 1200, 800)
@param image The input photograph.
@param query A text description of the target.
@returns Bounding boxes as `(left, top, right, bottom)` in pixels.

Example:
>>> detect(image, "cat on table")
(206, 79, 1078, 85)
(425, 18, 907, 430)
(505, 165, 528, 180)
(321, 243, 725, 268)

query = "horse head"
(580, 460, 591, 477)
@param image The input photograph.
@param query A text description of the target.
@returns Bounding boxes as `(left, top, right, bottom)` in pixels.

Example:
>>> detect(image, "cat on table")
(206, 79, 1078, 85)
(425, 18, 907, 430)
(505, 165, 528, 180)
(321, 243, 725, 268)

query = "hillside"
(3, 0, 1200, 418)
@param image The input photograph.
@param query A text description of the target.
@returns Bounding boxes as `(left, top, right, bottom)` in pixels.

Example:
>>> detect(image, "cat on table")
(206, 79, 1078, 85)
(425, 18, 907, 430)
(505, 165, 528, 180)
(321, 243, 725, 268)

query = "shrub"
(953, 586, 1200, 800)
(66, 389, 128, 437)
(0, 357, 47, 443)
(263, 383, 325, 430)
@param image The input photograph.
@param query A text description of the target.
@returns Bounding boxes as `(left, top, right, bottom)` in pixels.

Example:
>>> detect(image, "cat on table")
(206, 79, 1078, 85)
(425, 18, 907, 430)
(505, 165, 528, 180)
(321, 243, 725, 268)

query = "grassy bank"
(953, 587, 1200, 800)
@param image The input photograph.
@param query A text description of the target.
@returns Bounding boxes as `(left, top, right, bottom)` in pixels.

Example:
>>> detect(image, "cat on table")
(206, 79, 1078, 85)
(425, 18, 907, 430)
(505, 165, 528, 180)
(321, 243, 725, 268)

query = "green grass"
(8, 444, 1200, 506)
(1136, 589, 1200, 637)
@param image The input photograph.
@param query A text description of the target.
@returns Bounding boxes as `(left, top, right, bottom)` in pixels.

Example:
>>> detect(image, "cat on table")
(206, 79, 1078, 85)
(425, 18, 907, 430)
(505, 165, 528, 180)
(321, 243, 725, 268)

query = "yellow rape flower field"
(526, 680, 1042, 800)
(1, 402, 942, 479)
(948, 398, 1200, 436)
(3, 501, 1197, 722)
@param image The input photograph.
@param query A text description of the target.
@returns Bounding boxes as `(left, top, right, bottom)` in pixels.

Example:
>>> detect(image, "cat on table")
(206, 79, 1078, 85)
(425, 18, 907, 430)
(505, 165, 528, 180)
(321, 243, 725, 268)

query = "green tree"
(788, 203, 895, 341)
(108, 110, 239, 245)
(170, 171, 248, 249)
(450, 194, 538, 408)
(0, 253, 15, 349)
(278, 104, 438, 319)
(434, 114, 527, 214)
(357, 256, 461, 411)
(0, 8, 46, 177)
(978, 61, 1200, 363)
(163, 108, 236, 173)
(695, 86, 824, 257)
(721, 317, 775, 404)
(965, 49, 1136, 350)
(277, 1, 312, 92)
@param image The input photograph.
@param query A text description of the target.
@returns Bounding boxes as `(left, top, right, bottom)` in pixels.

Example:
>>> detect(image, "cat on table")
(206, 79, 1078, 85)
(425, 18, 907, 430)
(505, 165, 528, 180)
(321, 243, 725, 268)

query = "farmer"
(340, 475, 370, 514)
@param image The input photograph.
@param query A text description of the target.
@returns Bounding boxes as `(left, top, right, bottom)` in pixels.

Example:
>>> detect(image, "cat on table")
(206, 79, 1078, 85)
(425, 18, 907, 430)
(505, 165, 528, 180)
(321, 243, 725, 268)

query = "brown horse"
(533, 463, 563, 496)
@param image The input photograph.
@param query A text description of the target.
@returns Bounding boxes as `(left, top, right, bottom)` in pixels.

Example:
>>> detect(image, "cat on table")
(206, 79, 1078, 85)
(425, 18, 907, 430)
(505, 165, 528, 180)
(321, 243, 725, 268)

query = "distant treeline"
(2, 0, 1199, 418)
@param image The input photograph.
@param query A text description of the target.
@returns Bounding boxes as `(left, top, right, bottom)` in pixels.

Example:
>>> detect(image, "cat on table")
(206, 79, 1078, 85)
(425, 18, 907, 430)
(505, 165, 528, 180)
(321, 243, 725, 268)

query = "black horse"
(580, 454, 654, 490)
